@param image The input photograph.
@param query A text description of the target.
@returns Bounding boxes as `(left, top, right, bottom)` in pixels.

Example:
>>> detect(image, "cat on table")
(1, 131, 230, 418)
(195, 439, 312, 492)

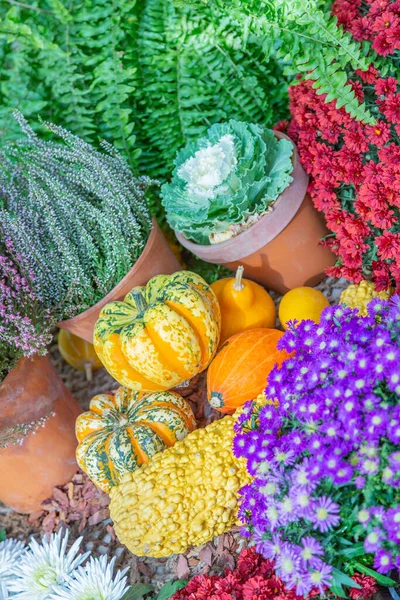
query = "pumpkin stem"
(132, 289, 148, 316)
(84, 361, 93, 382)
(209, 392, 225, 409)
(233, 265, 245, 291)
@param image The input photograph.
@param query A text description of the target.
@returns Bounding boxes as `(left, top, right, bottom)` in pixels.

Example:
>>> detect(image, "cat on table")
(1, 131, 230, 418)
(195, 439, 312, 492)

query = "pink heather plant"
(0, 239, 53, 382)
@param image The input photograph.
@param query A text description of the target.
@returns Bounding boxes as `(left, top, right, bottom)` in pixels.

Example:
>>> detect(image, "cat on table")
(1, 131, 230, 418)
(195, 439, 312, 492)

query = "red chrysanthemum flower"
(365, 120, 391, 146)
(376, 230, 400, 260)
(380, 92, 400, 122)
(372, 259, 393, 291)
(355, 65, 379, 84)
(350, 16, 372, 40)
(375, 77, 398, 96)
(343, 124, 369, 153)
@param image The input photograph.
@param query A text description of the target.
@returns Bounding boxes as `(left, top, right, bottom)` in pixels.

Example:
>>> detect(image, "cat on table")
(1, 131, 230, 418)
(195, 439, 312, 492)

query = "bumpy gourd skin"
(340, 280, 390, 316)
(109, 415, 251, 557)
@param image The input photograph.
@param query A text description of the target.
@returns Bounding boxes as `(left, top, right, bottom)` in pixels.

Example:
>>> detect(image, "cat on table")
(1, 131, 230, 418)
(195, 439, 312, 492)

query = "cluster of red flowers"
(170, 548, 377, 600)
(287, 66, 400, 290)
(332, 0, 400, 56)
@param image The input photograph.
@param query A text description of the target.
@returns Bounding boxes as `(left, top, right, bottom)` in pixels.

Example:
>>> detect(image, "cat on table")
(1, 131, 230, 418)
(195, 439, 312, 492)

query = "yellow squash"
(94, 271, 221, 391)
(210, 266, 276, 344)
(109, 414, 251, 557)
(76, 387, 196, 493)
(58, 329, 103, 381)
(340, 280, 391, 316)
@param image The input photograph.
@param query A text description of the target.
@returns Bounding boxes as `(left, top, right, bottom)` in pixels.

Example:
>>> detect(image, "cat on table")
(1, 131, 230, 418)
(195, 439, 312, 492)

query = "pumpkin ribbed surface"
(210, 266, 276, 344)
(207, 328, 290, 414)
(340, 280, 391, 316)
(94, 271, 220, 391)
(76, 387, 196, 493)
(109, 415, 251, 557)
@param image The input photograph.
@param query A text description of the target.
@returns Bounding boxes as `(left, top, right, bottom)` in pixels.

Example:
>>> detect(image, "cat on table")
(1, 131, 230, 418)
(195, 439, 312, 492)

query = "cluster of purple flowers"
(0, 239, 53, 381)
(234, 296, 400, 596)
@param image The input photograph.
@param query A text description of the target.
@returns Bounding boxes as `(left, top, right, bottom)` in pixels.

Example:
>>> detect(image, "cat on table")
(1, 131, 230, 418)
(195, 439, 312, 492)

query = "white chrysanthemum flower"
(0, 538, 26, 599)
(50, 556, 129, 600)
(8, 529, 89, 599)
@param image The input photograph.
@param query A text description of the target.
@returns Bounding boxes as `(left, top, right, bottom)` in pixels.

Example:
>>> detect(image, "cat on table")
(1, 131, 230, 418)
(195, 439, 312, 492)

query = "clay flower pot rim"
(57, 217, 159, 330)
(175, 132, 309, 264)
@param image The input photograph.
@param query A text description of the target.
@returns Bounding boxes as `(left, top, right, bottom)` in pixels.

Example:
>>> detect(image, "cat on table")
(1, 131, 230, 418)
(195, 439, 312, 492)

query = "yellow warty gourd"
(340, 280, 391, 316)
(109, 415, 251, 558)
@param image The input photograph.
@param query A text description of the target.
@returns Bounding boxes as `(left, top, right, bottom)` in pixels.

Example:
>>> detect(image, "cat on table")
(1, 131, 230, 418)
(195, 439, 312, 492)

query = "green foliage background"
(0, 0, 290, 182)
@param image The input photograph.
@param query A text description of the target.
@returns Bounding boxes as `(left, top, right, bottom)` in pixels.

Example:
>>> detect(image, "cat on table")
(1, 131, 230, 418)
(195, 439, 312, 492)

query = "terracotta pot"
(175, 133, 335, 295)
(0, 355, 82, 513)
(58, 218, 181, 343)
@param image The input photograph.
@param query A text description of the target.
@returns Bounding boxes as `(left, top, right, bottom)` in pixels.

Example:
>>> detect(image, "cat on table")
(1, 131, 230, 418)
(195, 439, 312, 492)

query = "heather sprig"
(0, 412, 55, 450)
(0, 239, 53, 382)
(235, 297, 400, 596)
(0, 112, 154, 321)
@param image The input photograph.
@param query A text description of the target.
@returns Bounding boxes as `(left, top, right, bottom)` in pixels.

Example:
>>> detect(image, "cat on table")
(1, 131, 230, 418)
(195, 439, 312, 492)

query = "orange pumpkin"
(210, 266, 276, 345)
(207, 328, 291, 414)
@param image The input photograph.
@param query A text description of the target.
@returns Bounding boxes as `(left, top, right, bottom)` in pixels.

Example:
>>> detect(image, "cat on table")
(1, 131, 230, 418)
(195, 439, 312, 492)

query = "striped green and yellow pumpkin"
(75, 386, 196, 493)
(93, 271, 221, 391)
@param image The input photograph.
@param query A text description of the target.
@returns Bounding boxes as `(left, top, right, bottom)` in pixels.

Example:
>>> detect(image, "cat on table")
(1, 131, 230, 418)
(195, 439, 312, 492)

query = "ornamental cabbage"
(161, 120, 294, 245)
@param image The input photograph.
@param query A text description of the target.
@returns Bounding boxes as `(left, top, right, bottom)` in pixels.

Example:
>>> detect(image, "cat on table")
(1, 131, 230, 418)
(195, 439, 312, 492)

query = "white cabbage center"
(177, 134, 237, 199)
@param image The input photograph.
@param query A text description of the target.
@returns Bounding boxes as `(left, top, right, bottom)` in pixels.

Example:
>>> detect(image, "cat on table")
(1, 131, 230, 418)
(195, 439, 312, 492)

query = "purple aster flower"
(306, 559, 333, 594)
(259, 533, 285, 560)
(386, 528, 400, 545)
(382, 465, 396, 485)
(387, 366, 400, 394)
(364, 527, 384, 553)
(259, 404, 282, 431)
(387, 419, 400, 444)
(275, 545, 302, 583)
(388, 452, 400, 471)
(323, 454, 342, 474)
(282, 431, 307, 455)
(355, 476, 366, 489)
(265, 502, 280, 529)
(233, 434, 248, 458)
(272, 447, 295, 467)
(383, 505, 400, 531)
(300, 537, 324, 566)
(321, 421, 342, 440)
(291, 458, 316, 487)
(278, 495, 298, 525)
(371, 506, 386, 523)
(396, 554, 400, 572)
(307, 434, 325, 454)
(290, 486, 313, 513)
(365, 410, 388, 439)
(360, 457, 380, 476)
(357, 508, 371, 526)
(373, 330, 391, 351)
(293, 573, 314, 597)
(374, 548, 394, 574)
(332, 463, 353, 485)
(308, 496, 340, 533)
(383, 346, 399, 366)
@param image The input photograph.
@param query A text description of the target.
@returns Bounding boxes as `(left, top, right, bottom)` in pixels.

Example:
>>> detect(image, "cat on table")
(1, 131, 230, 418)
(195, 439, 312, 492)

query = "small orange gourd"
(207, 328, 291, 414)
(210, 266, 276, 345)
(58, 329, 103, 381)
